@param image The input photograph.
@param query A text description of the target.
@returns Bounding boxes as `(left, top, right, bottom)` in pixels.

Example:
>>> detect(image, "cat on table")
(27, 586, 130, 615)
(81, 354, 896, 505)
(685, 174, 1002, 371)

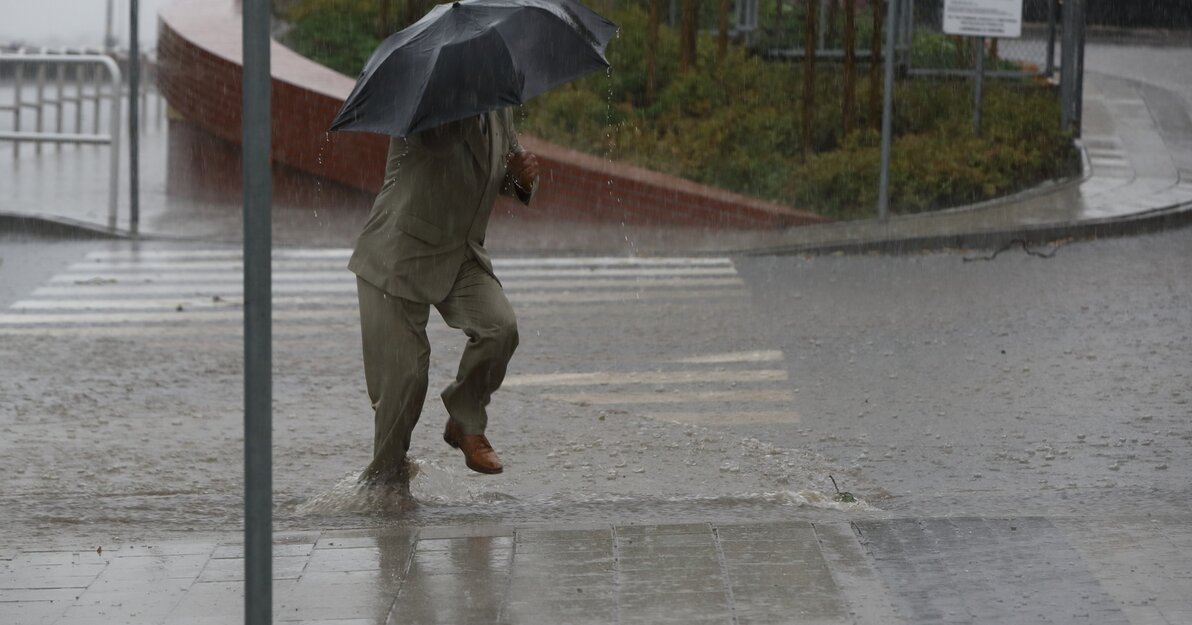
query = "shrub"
(281, 1, 1079, 220)
(282, 0, 379, 75)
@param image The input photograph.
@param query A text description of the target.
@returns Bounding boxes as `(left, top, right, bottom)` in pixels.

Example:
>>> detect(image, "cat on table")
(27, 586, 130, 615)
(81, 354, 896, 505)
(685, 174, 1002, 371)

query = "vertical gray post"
(129, 0, 140, 234)
(1074, 0, 1086, 133)
(973, 36, 984, 135)
(75, 64, 84, 133)
(1060, 0, 1084, 135)
(242, 0, 273, 623)
(54, 57, 64, 140)
(104, 0, 116, 51)
(1046, 0, 1058, 75)
(877, 0, 898, 220)
(93, 63, 102, 135)
(35, 59, 45, 155)
(12, 60, 20, 157)
(106, 58, 123, 229)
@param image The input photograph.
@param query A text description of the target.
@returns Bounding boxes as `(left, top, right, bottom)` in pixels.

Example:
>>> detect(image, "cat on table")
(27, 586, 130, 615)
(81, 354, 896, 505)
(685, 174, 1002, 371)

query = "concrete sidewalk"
(3, 517, 1188, 624)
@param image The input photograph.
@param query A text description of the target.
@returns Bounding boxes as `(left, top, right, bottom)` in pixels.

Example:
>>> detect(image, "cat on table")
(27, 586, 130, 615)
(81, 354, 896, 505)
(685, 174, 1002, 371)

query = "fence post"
(973, 36, 985, 135)
(106, 57, 122, 228)
(1060, 0, 1085, 135)
(129, 0, 141, 234)
(1046, 0, 1058, 75)
(12, 57, 21, 157)
(877, 0, 898, 220)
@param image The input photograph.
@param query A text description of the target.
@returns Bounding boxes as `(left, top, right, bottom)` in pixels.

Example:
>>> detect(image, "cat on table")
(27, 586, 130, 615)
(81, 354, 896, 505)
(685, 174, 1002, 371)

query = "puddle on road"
(291, 451, 882, 531)
(290, 482, 882, 531)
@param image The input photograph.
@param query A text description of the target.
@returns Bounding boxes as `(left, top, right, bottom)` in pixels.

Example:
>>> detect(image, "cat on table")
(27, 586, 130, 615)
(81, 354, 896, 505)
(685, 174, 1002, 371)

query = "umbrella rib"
(405, 44, 447, 135)
(491, 6, 608, 100)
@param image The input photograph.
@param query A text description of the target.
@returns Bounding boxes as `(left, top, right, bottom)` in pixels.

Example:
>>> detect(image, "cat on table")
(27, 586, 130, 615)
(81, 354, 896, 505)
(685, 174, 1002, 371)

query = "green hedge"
(282, 1, 1078, 221)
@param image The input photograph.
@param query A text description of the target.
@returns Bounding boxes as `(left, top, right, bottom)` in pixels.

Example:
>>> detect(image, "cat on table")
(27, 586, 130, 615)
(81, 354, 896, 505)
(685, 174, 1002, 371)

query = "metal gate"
(0, 49, 123, 228)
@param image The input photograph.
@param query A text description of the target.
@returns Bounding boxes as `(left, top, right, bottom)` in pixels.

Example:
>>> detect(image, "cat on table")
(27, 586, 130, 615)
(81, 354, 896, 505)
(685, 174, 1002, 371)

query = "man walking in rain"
(348, 110, 539, 484)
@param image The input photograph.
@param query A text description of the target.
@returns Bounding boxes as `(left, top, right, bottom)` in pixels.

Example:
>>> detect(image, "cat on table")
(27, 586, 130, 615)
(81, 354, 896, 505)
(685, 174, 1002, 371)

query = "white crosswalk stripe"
(4, 248, 796, 425)
(0, 249, 746, 331)
(506, 359, 800, 425)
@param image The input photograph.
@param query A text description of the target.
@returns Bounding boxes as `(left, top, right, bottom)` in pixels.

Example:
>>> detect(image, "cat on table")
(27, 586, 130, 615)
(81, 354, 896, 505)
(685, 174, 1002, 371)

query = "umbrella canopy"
(329, 0, 618, 137)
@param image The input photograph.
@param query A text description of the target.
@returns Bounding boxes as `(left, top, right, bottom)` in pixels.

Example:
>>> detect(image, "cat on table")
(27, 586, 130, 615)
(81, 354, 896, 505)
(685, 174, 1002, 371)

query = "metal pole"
(75, 63, 84, 133)
(242, 0, 273, 623)
(877, 0, 897, 220)
(973, 36, 984, 135)
(129, 0, 140, 234)
(1073, 0, 1086, 137)
(93, 63, 103, 135)
(1046, 0, 1058, 76)
(105, 58, 123, 229)
(1060, 0, 1080, 133)
(35, 56, 45, 155)
(55, 54, 65, 142)
(12, 58, 21, 157)
(104, 0, 116, 51)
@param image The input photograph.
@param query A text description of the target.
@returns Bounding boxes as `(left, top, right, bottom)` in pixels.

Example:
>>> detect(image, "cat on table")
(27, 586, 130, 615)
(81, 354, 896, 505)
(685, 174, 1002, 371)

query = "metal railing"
(0, 49, 123, 227)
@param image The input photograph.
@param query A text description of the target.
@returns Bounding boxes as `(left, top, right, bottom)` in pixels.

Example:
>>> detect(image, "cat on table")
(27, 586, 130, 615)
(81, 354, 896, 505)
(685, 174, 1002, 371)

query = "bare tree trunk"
(680, 0, 698, 73)
(990, 38, 999, 62)
(647, 0, 660, 104)
(826, 0, 840, 49)
(404, 0, 415, 29)
(378, 0, 391, 38)
(775, 0, 784, 49)
(869, 0, 884, 128)
(802, 0, 818, 159)
(842, 0, 856, 136)
(718, 0, 730, 61)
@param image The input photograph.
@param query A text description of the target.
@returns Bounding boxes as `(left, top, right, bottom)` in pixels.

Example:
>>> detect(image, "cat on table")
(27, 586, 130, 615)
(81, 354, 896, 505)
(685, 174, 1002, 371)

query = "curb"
(741, 201, 1192, 257)
(0, 212, 132, 240)
(0, 212, 214, 243)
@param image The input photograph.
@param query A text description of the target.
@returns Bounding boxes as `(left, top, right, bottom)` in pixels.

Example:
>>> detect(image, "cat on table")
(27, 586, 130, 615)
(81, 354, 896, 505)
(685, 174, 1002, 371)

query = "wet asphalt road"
(737, 230, 1192, 516)
(1, 225, 1189, 547)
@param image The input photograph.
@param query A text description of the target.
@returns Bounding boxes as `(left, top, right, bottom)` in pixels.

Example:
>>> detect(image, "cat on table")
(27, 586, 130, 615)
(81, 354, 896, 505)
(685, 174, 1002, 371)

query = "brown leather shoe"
(443, 418, 504, 474)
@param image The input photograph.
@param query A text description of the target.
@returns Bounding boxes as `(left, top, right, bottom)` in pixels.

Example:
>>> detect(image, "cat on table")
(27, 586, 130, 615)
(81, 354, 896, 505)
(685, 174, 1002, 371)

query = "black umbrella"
(329, 0, 618, 137)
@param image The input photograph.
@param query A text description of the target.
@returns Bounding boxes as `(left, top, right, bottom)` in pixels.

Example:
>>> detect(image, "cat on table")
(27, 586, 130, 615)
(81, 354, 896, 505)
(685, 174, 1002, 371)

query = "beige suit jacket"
(348, 109, 535, 303)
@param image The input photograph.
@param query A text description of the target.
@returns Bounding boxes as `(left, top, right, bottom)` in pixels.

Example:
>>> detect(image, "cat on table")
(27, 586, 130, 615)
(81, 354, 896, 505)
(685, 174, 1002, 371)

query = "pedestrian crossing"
(0, 248, 799, 424)
(0, 248, 747, 333)
(504, 349, 801, 425)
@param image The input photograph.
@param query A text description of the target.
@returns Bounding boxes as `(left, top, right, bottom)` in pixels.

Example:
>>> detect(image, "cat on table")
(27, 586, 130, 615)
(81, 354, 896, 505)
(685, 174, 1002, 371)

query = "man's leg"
(436, 260, 519, 437)
(356, 277, 431, 483)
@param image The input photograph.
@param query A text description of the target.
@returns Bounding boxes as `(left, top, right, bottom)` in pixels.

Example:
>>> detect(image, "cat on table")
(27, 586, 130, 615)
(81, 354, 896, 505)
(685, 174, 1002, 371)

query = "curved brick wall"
(157, 0, 827, 229)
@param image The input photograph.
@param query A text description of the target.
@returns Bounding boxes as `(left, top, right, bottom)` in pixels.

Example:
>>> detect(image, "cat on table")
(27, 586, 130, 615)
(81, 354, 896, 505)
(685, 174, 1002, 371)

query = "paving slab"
(6, 517, 1182, 624)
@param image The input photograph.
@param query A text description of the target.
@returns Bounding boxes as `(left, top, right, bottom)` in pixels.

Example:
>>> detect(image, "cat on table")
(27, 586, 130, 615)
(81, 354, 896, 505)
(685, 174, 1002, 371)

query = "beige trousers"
(356, 259, 518, 481)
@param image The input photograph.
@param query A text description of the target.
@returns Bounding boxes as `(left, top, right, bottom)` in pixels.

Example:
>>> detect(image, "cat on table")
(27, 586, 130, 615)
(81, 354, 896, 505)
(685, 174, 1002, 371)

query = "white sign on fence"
(943, 0, 1025, 38)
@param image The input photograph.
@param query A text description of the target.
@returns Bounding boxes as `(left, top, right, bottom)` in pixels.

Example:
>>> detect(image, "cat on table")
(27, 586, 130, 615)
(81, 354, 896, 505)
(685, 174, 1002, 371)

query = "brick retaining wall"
(156, 0, 827, 229)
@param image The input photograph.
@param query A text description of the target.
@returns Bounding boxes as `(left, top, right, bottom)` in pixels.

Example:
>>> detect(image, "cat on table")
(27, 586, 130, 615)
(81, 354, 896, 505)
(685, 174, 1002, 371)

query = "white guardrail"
(0, 50, 123, 227)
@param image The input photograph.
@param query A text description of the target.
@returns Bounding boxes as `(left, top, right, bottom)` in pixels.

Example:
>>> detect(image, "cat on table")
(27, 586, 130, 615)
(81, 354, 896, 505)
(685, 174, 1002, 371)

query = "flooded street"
(2, 227, 1188, 548)
(3, 9, 1192, 621)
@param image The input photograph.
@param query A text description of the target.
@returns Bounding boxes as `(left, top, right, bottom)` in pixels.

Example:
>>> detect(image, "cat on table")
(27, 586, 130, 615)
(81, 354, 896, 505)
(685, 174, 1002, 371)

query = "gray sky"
(0, 0, 176, 50)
